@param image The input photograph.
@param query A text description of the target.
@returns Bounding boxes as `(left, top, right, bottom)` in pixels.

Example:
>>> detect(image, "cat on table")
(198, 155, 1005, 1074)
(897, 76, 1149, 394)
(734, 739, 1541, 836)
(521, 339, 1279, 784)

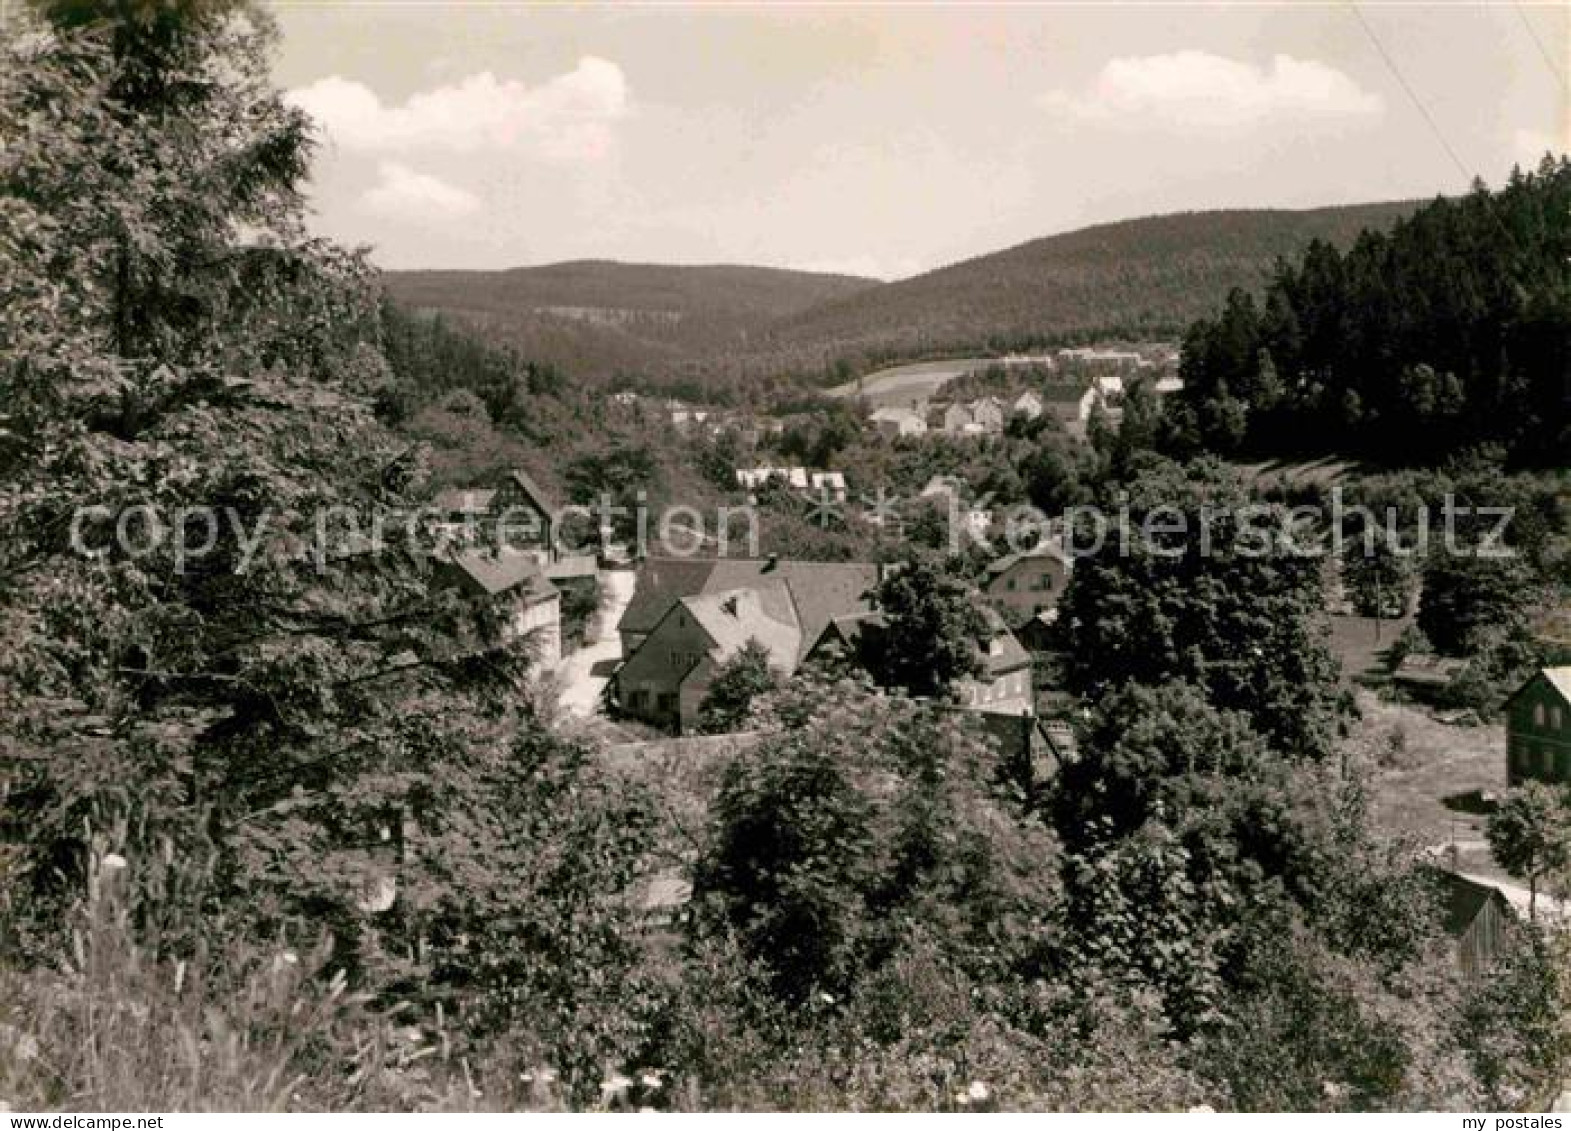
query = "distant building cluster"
(735, 466, 848, 501)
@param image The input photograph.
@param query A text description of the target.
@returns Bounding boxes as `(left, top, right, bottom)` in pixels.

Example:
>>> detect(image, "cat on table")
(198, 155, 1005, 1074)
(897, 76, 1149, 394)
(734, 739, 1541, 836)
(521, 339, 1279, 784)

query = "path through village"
(557, 567, 636, 717)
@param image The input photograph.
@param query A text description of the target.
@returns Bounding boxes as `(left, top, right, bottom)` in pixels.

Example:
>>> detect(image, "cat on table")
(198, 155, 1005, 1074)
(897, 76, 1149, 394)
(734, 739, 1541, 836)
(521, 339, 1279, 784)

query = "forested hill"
(755, 201, 1420, 367)
(384, 261, 879, 380)
(385, 203, 1419, 389)
(1170, 159, 1571, 467)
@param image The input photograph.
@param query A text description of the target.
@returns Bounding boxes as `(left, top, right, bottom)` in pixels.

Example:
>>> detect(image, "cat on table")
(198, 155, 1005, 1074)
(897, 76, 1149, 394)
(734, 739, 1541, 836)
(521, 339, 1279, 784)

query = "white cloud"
(288, 57, 630, 162)
(1039, 52, 1383, 131)
(361, 162, 481, 221)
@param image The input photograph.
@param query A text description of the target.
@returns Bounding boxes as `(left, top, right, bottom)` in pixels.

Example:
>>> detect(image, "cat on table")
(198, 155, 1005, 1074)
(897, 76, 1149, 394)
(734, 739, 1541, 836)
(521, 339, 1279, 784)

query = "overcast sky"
(273, 2, 1568, 279)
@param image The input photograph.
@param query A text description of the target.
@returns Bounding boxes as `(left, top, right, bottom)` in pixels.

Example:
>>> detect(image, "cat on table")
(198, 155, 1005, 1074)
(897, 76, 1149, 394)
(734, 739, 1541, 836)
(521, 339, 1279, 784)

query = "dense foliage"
(0, 1, 655, 1100)
(1057, 457, 1345, 759)
(1173, 161, 1571, 466)
(2, 1, 1566, 1113)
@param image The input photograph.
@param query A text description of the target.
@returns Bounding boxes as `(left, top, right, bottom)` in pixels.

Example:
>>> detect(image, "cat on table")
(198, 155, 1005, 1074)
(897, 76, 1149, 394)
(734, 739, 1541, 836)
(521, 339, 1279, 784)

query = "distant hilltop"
(384, 199, 1421, 390)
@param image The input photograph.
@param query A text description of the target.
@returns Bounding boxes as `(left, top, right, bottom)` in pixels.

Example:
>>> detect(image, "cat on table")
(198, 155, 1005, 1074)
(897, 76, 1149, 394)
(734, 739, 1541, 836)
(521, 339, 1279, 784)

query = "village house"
(1039, 382, 1099, 431)
(964, 709, 1074, 799)
(805, 604, 1033, 717)
(1505, 666, 1571, 786)
(736, 466, 809, 492)
(985, 545, 1071, 625)
(614, 582, 801, 730)
(613, 557, 880, 723)
(970, 396, 1006, 433)
(870, 406, 929, 438)
(430, 468, 559, 562)
(1057, 347, 1149, 370)
(667, 400, 715, 430)
(430, 546, 562, 666)
(1011, 391, 1044, 420)
(939, 402, 975, 434)
(956, 606, 1034, 714)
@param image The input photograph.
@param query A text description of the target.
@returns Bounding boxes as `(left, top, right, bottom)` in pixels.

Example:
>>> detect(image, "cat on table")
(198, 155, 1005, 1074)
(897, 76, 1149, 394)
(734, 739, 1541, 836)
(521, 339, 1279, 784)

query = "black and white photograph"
(1, 0, 1569, 1115)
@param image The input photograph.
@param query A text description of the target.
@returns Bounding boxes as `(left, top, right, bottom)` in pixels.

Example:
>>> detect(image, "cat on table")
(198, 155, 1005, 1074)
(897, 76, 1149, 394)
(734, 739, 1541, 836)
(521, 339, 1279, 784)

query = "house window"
(1007, 578, 1017, 591)
(1554, 706, 1564, 730)
(1535, 703, 1546, 727)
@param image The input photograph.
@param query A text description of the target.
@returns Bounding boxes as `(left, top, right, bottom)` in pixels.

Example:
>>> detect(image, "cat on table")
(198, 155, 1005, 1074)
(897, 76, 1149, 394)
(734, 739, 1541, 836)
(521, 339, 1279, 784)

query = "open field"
(823, 357, 998, 407)
(1352, 691, 1508, 880)
(1328, 612, 1413, 684)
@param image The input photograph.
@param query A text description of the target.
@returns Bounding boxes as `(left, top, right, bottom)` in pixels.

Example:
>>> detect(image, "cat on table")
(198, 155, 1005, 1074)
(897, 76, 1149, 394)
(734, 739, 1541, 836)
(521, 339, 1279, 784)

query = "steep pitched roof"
(681, 583, 802, 672)
(986, 545, 1070, 576)
(1507, 666, 1571, 709)
(436, 547, 556, 601)
(974, 612, 1036, 675)
(1433, 870, 1514, 938)
(506, 468, 557, 516)
(618, 557, 722, 635)
(618, 557, 879, 659)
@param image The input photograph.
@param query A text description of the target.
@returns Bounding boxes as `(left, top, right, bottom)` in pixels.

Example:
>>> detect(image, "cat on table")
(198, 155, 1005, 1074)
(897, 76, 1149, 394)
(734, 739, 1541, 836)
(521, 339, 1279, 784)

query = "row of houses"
(610, 555, 1051, 733)
(869, 382, 1103, 440)
(735, 466, 849, 502)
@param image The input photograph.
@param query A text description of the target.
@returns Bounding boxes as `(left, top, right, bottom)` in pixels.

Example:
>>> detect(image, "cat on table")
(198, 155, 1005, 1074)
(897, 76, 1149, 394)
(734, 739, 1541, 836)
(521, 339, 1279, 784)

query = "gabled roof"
(808, 611, 887, 658)
(506, 468, 557, 516)
(1506, 666, 1571, 708)
(435, 547, 556, 601)
(431, 467, 557, 519)
(986, 544, 1070, 576)
(1432, 869, 1514, 938)
(975, 608, 1032, 676)
(919, 474, 966, 499)
(618, 557, 878, 657)
(681, 583, 801, 672)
